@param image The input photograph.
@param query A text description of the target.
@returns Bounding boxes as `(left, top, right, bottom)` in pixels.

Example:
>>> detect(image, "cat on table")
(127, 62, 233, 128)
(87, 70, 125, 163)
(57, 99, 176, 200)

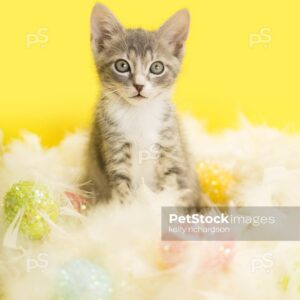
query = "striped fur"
(83, 4, 201, 205)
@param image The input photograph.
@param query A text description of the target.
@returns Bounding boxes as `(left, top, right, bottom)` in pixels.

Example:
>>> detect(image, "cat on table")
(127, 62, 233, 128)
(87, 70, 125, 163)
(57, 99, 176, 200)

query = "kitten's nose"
(133, 84, 144, 93)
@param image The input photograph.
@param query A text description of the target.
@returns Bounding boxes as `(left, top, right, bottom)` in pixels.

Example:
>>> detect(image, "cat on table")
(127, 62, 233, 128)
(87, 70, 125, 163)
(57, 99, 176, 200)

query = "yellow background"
(1, 0, 300, 145)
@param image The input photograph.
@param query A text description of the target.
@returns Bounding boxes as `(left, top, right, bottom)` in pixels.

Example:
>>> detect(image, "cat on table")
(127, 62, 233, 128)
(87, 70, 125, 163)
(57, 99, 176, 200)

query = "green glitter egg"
(4, 181, 59, 240)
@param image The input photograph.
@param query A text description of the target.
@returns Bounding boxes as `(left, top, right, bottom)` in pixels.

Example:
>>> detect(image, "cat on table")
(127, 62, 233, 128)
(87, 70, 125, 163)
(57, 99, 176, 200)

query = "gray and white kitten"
(84, 3, 201, 205)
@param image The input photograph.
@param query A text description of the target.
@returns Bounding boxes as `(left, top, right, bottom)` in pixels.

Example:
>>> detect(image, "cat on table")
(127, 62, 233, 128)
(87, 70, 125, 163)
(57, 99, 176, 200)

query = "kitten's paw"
(111, 188, 134, 205)
(177, 189, 202, 209)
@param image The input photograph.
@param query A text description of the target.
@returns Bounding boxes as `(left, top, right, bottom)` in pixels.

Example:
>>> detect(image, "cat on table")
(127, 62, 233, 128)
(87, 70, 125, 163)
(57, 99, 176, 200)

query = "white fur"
(106, 94, 169, 189)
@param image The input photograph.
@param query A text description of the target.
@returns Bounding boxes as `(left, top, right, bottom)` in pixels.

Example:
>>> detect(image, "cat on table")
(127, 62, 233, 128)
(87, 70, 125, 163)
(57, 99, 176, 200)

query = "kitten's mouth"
(131, 94, 147, 100)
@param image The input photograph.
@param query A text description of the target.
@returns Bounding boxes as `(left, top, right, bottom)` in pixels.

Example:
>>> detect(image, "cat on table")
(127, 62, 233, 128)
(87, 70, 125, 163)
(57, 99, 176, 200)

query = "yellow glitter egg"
(4, 181, 59, 240)
(197, 161, 235, 205)
(279, 262, 300, 295)
(279, 275, 290, 292)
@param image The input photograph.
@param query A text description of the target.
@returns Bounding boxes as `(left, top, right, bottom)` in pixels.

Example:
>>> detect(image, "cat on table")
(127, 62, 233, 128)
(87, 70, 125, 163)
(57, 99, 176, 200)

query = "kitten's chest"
(110, 99, 165, 146)
(120, 113, 161, 147)
(109, 100, 166, 188)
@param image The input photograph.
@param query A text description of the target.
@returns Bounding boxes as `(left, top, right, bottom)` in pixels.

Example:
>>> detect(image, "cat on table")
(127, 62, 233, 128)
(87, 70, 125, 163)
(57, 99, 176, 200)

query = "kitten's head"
(91, 4, 190, 105)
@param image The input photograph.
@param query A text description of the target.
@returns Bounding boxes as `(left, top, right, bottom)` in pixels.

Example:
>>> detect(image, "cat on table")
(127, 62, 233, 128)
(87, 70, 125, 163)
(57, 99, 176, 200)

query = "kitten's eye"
(114, 59, 130, 73)
(150, 61, 164, 75)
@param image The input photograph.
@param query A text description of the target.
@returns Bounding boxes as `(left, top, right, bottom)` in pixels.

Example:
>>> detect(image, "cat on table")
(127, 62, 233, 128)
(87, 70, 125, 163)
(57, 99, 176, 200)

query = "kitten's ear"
(91, 3, 124, 53)
(158, 9, 190, 58)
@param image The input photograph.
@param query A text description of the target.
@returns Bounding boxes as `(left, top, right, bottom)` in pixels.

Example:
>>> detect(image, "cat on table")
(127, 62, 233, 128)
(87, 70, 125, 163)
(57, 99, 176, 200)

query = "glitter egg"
(157, 240, 235, 271)
(197, 161, 235, 205)
(55, 259, 112, 300)
(65, 191, 87, 213)
(4, 181, 59, 240)
(158, 240, 188, 269)
(278, 262, 300, 296)
(200, 241, 235, 271)
(279, 275, 290, 292)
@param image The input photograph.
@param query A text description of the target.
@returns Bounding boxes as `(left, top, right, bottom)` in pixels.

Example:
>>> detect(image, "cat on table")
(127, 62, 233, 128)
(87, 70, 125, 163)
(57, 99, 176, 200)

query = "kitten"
(84, 3, 201, 205)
